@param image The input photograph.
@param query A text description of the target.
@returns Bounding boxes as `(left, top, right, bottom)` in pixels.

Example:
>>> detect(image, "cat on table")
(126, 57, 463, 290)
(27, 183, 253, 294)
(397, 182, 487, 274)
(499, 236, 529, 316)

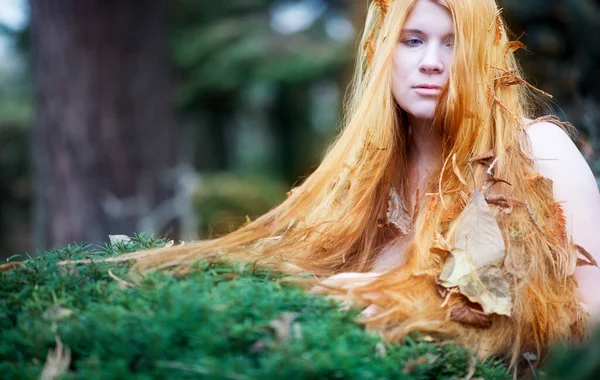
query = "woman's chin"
(405, 108, 436, 123)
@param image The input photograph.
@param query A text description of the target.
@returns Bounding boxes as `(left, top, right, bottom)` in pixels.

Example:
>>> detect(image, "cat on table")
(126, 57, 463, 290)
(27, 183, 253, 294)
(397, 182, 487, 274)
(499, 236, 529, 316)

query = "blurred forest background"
(0, 0, 599, 260)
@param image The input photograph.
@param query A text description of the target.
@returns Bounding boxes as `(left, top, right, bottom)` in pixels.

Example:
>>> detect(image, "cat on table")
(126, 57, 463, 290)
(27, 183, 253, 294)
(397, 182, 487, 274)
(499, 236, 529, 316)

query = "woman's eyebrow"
(400, 28, 425, 35)
(400, 29, 455, 39)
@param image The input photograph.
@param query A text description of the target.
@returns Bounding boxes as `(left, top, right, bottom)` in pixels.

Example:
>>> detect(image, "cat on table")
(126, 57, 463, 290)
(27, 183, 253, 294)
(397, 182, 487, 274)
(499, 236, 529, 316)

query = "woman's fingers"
(308, 272, 385, 316)
(309, 272, 380, 295)
(360, 304, 383, 318)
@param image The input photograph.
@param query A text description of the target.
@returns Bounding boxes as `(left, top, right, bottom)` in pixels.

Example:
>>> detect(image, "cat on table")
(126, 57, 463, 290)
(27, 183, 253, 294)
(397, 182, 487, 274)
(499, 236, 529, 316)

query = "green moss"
(1, 235, 510, 379)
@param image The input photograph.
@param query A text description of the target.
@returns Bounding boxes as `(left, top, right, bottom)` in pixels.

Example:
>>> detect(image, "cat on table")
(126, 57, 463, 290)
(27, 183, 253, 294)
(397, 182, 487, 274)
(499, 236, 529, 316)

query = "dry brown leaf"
(419, 335, 436, 343)
(376, 342, 387, 357)
(109, 234, 131, 245)
(363, 28, 376, 66)
(465, 354, 477, 380)
(374, 0, 390, 16)
(469, 150, 495, 164)
(453, 185, 506, 269)
(437, 284, 449, 298)
(219, 273, 240, 281)
(40, 335, 71, 380)
(526, 172, 554, 194)
(269, 312, 299, 344)
(507, 41, 527, 53)
(551, 202, 568, 248)
(441, 287, 460, 308)
(450, 302, 492, 328)
(457, 266, 512, 316)
(485, 195, 513, 213)
(387, 185, 411, 235)
(452, 154, 468, 185)
(310, 272, 380, 298)
(292, 322, 303, 341)
(439, 249, 477, 288)
(249, 340, 268, 353)
(430, 233, 452, 255)
(482, 177, 513, 194)
(0, 262, 23, 272)
(402, 354, 440, 374)
(439, 185, 511, 317)
(490, 65, 553, 98)
(577, 259, 596, 268)
(485, 156, 499, 176)
(575, 244, 599, 268)
(43, 306, 74, 321)
(518, 200, 545, 236)
(169, 264, 192, 277)
(494, 11, 504, 44)
(108, 269, 136, 289)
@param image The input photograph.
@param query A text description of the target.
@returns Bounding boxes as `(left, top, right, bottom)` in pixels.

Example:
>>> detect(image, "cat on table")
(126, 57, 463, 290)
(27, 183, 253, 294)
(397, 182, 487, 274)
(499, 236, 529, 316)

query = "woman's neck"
(402, 116, 443, 213)
(407, 116, 442, 167)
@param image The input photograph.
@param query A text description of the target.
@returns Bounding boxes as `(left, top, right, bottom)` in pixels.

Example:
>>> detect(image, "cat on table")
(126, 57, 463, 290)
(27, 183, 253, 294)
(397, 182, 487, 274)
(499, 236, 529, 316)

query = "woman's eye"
(402, 38, 422, 47)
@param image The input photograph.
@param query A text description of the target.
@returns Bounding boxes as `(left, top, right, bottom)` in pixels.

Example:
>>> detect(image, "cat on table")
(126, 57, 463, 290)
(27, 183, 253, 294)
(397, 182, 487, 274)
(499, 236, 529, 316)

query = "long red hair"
(124, 0, 585, 371)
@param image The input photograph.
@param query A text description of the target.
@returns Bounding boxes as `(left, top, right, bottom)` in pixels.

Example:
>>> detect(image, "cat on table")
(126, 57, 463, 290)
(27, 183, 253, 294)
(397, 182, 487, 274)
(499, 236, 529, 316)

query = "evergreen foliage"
(1, 235, 511, 379)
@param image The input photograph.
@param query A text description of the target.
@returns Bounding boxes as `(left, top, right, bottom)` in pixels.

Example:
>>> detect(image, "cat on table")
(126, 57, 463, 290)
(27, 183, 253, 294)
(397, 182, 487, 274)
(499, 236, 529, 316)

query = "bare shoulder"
(525, 120, 595, 194)
(526, 120, 579, 160)
(524, 118, 600, 242)
(526, 119, 600, 316)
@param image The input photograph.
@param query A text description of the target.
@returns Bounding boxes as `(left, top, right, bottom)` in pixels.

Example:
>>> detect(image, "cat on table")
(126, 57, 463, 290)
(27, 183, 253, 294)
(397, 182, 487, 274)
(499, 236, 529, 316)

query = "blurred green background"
(0, 0, 599, 259)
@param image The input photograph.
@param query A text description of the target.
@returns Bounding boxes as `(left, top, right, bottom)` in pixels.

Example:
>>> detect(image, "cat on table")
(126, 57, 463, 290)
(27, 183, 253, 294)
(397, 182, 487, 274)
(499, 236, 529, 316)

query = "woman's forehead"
(402, 0, 454, 33)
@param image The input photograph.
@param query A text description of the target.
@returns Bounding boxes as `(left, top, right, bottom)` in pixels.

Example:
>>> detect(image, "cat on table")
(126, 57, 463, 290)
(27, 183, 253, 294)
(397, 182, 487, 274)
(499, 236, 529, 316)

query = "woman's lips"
(413, 85, 441, 96)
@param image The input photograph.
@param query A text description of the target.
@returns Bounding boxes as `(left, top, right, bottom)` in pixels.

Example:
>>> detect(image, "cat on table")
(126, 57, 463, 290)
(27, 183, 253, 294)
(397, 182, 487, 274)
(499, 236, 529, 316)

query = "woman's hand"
(309, 272, 383, 317)
(309, 272, 381, 295)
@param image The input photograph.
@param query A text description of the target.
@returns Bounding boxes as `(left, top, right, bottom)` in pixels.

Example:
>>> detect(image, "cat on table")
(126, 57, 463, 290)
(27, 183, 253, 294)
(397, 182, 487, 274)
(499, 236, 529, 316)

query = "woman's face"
(391, 0, 454, 123)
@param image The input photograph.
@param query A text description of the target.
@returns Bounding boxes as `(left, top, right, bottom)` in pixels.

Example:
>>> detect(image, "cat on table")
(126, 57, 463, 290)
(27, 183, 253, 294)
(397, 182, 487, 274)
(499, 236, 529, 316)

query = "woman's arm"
(527, 121, 600, 319)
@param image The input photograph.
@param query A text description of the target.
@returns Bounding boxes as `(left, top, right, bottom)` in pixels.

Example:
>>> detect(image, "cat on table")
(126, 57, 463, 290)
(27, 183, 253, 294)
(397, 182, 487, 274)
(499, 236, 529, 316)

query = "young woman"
(129, 0, 600, 370)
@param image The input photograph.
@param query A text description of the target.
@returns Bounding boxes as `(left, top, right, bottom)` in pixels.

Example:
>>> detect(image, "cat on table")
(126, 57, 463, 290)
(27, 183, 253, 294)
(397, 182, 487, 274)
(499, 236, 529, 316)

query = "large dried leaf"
(387, 185, 411, 235)
(453, 185, 505, 268)
(441, 252, 512, 316)
(457, 266, 512, 316)
(438, 185, 511, 318)
(439, 249, 477, 287)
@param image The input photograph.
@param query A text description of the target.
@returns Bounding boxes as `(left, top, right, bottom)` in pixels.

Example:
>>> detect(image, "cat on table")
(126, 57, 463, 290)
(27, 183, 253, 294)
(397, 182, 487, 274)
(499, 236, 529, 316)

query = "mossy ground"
(0, 234, 526, 379)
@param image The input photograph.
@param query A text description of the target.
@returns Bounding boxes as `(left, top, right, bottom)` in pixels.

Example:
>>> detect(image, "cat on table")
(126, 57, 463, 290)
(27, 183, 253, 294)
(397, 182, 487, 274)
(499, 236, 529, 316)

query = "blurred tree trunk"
(30, 0, 177, 250)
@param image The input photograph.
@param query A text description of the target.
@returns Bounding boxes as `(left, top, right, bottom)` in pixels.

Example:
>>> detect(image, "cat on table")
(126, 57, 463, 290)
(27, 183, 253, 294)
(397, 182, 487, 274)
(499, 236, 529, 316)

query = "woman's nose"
(419, 44, 444, 74)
